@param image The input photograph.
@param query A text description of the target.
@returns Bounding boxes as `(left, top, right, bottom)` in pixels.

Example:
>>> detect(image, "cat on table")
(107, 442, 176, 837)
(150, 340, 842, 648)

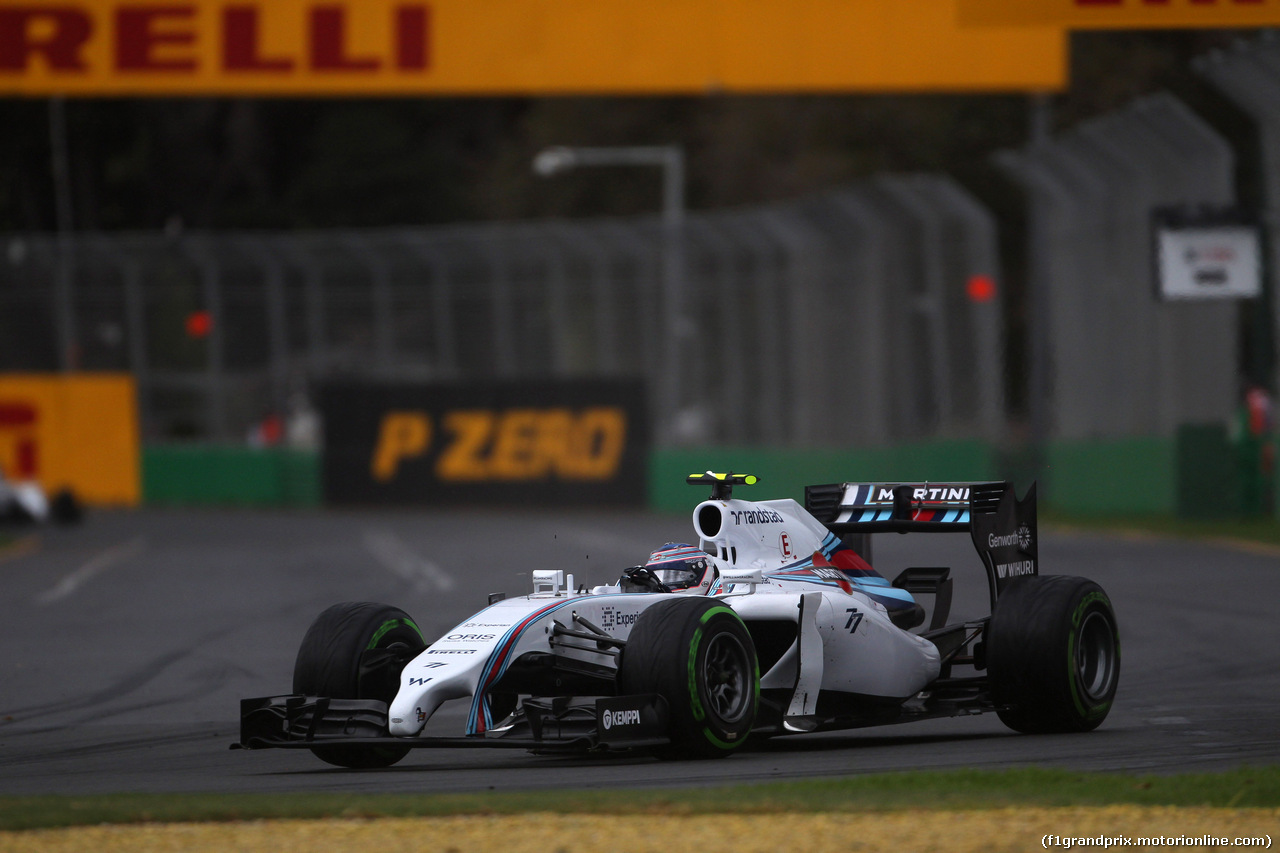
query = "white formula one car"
(0, 469, 80, 526)
(237, 473, 1120, 768)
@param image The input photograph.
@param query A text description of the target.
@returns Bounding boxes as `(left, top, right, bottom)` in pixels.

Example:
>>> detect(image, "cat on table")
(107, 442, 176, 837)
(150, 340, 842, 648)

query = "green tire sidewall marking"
(698, 605, 761, 707)
(701, 726, 739, 751)
(690, 605, 758, 749)
(366, 617, 423, 650)
(688, 625, 706, 722)
(1067, 592, 1113, 720)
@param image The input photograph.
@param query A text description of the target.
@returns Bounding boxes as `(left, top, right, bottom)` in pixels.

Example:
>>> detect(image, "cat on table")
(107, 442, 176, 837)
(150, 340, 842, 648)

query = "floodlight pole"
(534, 145, 686, 442)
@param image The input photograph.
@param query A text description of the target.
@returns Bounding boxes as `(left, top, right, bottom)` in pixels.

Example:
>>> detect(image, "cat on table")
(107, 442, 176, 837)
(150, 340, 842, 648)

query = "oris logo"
(445, 633, 494, 642)
(602, 708, 641, 730)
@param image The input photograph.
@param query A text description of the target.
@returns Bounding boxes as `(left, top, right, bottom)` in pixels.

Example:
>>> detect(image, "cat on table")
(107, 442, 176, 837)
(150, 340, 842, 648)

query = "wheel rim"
(1076, 610, 1118, 702)
(702, 632, 753, 724)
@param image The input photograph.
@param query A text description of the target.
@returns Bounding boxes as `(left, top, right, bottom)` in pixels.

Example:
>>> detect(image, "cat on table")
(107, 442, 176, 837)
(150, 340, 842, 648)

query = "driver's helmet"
(645, 543, 716, 593)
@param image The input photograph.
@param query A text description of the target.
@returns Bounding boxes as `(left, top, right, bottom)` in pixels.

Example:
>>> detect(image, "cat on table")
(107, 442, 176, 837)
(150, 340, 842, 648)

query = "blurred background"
(2, 2, 1280, 519)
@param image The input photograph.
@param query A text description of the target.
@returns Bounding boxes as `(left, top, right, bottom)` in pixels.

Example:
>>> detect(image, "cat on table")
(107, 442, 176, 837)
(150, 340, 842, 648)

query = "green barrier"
(139, 433, 1249, 519)
(1175, 423, 1239, 519)
(649, 441, 999, 513)
(1041, 436, 1177, 516)
(652, 436, 1188, 518)
(143, 445, 320, 507)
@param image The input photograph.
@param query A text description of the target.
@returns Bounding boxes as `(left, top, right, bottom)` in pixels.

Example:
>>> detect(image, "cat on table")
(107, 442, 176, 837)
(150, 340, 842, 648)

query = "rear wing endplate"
(805, 480, 1038, 606)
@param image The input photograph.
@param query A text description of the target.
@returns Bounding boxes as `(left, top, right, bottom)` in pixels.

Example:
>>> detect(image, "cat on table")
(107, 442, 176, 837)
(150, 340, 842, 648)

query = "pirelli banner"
(0, 373, 141, 506)
(958, 0, 1280, 28)
(0, 0, 1067, 96)
(321, 379, 648, 506)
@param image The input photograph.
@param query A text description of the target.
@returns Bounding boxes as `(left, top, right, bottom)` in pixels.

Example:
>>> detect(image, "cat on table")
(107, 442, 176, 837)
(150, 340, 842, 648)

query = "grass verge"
(2, 766, 1278, 830)
(1044, 511, 1280, 548)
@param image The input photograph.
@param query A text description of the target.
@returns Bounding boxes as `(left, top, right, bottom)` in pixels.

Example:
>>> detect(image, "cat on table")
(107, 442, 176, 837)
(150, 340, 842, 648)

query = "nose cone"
(388, 693, 427, 737)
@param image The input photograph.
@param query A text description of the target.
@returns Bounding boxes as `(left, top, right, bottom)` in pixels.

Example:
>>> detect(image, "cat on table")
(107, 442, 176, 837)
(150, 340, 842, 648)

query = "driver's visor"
(651, 566, 700, 588)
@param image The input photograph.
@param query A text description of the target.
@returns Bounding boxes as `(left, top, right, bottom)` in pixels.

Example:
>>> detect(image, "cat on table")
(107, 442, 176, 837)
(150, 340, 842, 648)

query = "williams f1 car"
(236, 473, 1120, 767)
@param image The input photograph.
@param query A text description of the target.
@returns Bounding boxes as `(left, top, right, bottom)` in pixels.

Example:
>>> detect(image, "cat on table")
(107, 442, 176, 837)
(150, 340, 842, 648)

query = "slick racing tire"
(292, 601, 426, 768)
(618, 597, 759, 759)
(986, 575, 1120, 734)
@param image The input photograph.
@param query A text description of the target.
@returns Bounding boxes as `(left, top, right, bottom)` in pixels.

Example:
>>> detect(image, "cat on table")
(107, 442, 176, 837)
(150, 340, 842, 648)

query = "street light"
(533, 145, 687, 442)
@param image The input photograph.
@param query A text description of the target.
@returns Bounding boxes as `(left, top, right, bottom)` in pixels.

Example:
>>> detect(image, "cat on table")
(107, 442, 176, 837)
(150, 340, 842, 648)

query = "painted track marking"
(35, 537, 147, 605)
(362, 528, 456, 593)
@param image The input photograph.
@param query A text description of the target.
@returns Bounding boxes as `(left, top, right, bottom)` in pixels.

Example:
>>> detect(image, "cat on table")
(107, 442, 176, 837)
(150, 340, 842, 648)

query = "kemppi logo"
(602, 708, 641, 730)
(0, 401, 38, 479)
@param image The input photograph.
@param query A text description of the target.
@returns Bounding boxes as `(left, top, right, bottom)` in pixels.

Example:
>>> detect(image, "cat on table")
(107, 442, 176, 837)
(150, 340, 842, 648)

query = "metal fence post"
(688, 217, 749, 444)
(821, 189, 893, 445)
(179, 238, 228, 441)
(92, 236, 152, 436)
(755, 207, 829, 445)
(1197, 37, 1280, 393)
(241, 237, 291, 416)
(342, 234, 396, 374)
(914, 175, 1007, 441)
(714, 213, 787, 445)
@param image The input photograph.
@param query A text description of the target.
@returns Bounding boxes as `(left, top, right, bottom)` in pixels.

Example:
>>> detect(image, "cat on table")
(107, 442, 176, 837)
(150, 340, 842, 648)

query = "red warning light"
(966, 274, 997, 303)
(185, 310, 212, 339)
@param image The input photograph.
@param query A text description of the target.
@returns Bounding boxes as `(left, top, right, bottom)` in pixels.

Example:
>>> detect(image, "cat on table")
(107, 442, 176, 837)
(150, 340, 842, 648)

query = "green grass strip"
(2, 767, 1278, 831)
(1044, 511, 1280, 548)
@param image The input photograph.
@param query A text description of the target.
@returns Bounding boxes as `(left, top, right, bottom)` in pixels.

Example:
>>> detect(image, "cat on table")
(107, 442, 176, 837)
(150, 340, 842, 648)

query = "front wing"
(232, 692, 671, 754)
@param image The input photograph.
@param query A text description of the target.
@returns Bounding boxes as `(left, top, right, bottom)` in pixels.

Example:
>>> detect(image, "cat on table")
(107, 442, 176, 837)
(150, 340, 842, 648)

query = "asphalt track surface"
(2, 506, 1278, 795)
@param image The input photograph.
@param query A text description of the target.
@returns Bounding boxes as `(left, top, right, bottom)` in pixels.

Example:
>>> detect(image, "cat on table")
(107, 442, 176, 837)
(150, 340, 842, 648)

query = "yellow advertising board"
(959, 0, 1280, 29)
(0, 0, 1066, 95)
(0, 374, 140, 506)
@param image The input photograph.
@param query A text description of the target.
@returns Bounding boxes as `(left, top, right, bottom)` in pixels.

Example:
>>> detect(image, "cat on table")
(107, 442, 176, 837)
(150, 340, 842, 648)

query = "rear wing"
(805, 480, 1038, 606)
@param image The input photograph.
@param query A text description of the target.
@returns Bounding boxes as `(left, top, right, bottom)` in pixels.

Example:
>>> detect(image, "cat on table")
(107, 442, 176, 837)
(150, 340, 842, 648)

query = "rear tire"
(987, 575, 1120, 733)
(617, 597, 758, 759)
(292, 601, 425, 768)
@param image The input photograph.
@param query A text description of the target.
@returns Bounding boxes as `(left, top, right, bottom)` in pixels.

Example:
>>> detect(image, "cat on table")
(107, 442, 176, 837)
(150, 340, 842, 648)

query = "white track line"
(362, 529, 456, 593)
(35, 537, 148, 605)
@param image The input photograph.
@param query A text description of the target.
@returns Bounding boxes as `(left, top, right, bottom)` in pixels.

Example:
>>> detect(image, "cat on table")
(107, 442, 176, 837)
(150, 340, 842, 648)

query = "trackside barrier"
(142, 445, 319, 507)
(648, 442, 999, 513)
(141, 432, 1256, 518)
(1, 175, 1004, 453)
(994, 92, 1238, 442)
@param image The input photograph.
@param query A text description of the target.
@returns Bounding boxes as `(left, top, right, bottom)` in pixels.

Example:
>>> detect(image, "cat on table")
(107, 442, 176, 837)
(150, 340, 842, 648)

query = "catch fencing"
(1197, 33, 1280, 391)
(0, 87, 1254, 452)
(994, 92, 1240, 441)
(0, 176, 1005, 449)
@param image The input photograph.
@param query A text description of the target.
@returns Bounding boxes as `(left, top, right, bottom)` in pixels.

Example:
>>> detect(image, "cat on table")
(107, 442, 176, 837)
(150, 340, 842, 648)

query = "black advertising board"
(321, 380, 648, 506)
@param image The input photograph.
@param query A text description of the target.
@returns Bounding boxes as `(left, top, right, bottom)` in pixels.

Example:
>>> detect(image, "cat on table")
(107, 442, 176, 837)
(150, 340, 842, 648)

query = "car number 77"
(845, 607, 863, 634)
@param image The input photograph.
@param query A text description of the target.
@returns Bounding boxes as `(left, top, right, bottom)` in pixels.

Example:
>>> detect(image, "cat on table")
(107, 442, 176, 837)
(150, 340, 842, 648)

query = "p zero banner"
(0, 373, 140, 506)
(0, 0, 1066, 96)
(321, 380, 648, 506)
(959, 0, 1280, 29)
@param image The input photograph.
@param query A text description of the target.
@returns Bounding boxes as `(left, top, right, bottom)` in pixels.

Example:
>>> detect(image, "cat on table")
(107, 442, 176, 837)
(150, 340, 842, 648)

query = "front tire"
(617, 597, 758, 759)
(987, 575, 1120, 733)
(292, 601, 426, 768)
